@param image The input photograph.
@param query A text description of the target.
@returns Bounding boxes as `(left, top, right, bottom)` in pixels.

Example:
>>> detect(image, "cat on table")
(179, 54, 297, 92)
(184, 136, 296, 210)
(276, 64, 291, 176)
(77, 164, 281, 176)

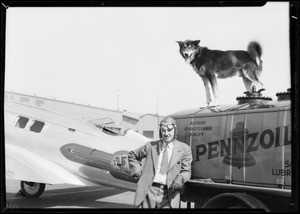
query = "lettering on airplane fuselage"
(60, 143, 138, 183)
(195, 122, 291, 169)
(60, 144, 112, 170)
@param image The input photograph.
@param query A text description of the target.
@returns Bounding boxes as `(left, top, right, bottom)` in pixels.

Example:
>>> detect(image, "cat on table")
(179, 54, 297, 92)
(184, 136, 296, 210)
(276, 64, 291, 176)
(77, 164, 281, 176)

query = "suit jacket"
(128, 139, 192, 208)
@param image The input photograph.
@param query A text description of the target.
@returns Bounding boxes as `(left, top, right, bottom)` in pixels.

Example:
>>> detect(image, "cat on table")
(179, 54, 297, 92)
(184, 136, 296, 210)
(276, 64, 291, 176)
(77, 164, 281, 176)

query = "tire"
(20, 181, 45, 198)
(229, 201, 251, 208)
(202, 193, 270, 212)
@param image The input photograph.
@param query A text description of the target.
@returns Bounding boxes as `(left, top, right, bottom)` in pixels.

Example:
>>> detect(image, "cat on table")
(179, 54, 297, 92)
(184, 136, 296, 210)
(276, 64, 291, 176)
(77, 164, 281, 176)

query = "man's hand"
(171, 175, 184, 192)
(132, 171, 142, 179)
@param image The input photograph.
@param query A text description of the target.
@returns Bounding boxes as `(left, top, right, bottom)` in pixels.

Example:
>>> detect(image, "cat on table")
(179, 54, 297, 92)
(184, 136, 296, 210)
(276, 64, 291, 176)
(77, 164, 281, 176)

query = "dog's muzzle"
(181, 49, 195, 61)
(184, 53, 194, 62)
(184, 53, 189, 59)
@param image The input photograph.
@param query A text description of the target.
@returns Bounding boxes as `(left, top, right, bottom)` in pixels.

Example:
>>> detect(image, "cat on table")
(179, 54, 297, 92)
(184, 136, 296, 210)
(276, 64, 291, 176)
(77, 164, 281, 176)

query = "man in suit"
(128, 116, 192, 208)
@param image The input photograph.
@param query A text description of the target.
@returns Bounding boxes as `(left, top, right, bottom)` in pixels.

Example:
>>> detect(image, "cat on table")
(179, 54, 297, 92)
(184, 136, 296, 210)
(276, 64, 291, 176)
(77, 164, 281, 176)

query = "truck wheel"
(229, 201, 252, 208)
(20, 181, 45, 198)
(202, 193, 270, 211)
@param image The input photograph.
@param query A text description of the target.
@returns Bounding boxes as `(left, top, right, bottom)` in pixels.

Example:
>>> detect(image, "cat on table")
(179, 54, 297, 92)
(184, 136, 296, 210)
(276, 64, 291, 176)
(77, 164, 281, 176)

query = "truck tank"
(170, 89, 291, 189)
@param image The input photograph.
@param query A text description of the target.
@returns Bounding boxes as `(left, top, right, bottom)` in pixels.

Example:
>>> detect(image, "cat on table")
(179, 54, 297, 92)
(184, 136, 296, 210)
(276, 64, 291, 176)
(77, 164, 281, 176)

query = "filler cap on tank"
(276, 88, 291, 101)
(236, 88, 272, 104)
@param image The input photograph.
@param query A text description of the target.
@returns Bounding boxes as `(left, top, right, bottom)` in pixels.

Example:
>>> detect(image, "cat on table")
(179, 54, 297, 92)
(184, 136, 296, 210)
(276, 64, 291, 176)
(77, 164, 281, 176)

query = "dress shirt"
(153, 141, 174, 185)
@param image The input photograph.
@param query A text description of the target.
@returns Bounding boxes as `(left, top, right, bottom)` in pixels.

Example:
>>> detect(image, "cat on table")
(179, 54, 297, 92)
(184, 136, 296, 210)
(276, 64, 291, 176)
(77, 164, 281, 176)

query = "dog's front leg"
(208, 74, 220, 107)
(201, 76, 213, 108)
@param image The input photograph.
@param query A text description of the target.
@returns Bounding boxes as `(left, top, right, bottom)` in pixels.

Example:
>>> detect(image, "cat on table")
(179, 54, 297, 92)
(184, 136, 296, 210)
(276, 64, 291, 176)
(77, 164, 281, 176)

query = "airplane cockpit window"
(15, 116, 29, 128)
(30, 120, 45, 133)
(97, 125, 119, 136)
(89, 118, 120, 136)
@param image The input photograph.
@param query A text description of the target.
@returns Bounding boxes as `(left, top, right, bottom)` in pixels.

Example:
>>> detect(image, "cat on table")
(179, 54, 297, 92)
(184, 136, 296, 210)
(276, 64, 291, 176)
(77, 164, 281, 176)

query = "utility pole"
(117, 89, 120, 111)
(156, 95, 159, 115)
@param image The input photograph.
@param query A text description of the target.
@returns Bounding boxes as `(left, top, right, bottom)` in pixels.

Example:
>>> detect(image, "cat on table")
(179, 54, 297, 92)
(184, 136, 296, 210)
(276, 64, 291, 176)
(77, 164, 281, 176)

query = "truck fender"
(202, 192, 271, 211)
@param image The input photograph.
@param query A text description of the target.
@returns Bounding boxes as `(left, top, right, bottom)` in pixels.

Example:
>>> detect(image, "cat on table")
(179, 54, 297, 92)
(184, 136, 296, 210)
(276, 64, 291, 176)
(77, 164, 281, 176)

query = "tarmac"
(4, 179, 191, 210)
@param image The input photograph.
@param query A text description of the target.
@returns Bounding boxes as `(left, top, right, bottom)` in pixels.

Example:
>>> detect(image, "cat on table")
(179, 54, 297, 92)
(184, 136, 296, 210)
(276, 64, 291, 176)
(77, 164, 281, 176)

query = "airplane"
(4, 99, 150, 198)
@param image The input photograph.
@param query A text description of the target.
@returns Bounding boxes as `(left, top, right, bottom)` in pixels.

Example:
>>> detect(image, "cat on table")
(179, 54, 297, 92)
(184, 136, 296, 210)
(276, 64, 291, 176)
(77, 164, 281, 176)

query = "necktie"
(159, 145, 168, 175)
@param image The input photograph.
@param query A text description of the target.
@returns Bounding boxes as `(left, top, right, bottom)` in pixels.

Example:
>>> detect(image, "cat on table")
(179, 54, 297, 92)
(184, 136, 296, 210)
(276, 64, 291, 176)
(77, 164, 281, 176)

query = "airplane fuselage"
(5, 101, 149, 193)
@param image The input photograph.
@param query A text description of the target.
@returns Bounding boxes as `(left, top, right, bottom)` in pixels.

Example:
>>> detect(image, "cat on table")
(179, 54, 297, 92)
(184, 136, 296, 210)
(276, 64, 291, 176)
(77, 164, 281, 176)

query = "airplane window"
(16, 116, 29, 128)
(30, 120, 45, 133)
(102, 126, 119, 135)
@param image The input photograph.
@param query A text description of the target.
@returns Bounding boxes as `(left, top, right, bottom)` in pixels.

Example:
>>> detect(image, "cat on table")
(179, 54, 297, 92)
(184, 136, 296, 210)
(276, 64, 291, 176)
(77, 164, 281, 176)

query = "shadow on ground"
(5, 185, 136, 209)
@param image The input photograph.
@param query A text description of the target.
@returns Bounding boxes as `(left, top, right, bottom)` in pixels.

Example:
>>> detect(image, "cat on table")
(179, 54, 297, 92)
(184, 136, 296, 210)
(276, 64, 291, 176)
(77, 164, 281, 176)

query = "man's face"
(160, 124, 175, 143)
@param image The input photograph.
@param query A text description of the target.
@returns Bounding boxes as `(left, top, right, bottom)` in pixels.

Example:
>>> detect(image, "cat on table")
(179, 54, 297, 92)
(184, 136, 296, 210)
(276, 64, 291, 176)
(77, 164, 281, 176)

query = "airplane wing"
(5, 142, 86, 186)
(123, 129, 152, 142)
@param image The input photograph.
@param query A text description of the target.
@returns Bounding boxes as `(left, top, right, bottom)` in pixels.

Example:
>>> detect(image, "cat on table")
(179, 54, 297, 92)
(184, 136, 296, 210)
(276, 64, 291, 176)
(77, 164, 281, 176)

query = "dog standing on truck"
(177, 40, 263, 107)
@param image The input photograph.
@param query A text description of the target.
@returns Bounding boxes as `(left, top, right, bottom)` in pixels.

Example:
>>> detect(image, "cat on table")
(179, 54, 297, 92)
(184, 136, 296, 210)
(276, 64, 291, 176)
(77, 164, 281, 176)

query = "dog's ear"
(176, 41, 183, 46)
(192, 40, 200, 46)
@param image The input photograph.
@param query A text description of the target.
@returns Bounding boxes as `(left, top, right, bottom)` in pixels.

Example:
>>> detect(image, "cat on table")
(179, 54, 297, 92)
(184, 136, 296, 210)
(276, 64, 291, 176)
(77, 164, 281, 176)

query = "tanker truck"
(169, 89, 294, 212)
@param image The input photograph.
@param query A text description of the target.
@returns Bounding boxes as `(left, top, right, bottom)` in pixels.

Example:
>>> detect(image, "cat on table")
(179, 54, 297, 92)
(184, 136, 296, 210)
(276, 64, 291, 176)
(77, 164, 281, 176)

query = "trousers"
(138, 185, 171, 208)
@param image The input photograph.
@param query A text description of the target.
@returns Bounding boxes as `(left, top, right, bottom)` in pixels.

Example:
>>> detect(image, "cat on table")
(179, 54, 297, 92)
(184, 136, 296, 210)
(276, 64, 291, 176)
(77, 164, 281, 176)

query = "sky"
(4, 2, 291, 116)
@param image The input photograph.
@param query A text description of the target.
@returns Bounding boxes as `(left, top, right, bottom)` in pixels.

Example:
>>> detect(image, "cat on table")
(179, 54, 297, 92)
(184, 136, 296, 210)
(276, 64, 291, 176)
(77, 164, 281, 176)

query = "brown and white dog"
(177, 40, 263, 107)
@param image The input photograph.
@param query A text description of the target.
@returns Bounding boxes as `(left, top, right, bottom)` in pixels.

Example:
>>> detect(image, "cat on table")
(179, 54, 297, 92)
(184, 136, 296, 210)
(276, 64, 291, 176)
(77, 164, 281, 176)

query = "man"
(128, 116, 192, 208)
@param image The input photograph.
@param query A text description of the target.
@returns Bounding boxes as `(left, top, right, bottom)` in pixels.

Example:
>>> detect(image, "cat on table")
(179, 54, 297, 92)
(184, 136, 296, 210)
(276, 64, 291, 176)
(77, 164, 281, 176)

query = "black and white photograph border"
(1, 1, 299, 213)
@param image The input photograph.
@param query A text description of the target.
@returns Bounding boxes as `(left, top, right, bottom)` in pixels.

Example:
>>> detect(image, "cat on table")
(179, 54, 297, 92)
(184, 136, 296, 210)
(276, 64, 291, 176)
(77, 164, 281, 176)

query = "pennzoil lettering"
(246, 132, 259, 152)
(195, 125, 291, 162)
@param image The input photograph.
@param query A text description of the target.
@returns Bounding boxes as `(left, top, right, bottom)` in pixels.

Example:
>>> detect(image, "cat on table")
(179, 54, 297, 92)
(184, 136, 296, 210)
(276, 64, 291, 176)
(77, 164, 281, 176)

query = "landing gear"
(19, 181, 45, 198)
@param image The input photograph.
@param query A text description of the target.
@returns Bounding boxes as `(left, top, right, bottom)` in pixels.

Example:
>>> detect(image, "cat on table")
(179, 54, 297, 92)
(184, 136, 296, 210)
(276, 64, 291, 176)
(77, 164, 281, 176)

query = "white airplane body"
(5, 100, 150, 197)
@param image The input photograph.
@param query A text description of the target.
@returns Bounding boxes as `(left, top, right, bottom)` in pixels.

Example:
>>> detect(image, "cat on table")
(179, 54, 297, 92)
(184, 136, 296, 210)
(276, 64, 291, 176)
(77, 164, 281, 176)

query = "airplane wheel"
(20, 181, 45, 198)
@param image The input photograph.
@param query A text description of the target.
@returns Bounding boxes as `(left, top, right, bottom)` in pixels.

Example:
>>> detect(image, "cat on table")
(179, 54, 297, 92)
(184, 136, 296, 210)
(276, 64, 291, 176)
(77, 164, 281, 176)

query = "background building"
(136, 114, 161, 140)
(4, 91, 164, 140)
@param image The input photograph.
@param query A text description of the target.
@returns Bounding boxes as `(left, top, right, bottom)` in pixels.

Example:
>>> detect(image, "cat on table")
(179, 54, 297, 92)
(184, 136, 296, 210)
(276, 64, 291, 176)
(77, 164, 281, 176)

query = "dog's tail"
(247, 41, 263, 68)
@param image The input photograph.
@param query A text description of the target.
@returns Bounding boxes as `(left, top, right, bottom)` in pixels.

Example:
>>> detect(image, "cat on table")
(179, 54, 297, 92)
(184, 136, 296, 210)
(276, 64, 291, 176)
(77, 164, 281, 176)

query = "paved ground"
(4, 179, 192, 210)
(4, 179, 136, 209)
